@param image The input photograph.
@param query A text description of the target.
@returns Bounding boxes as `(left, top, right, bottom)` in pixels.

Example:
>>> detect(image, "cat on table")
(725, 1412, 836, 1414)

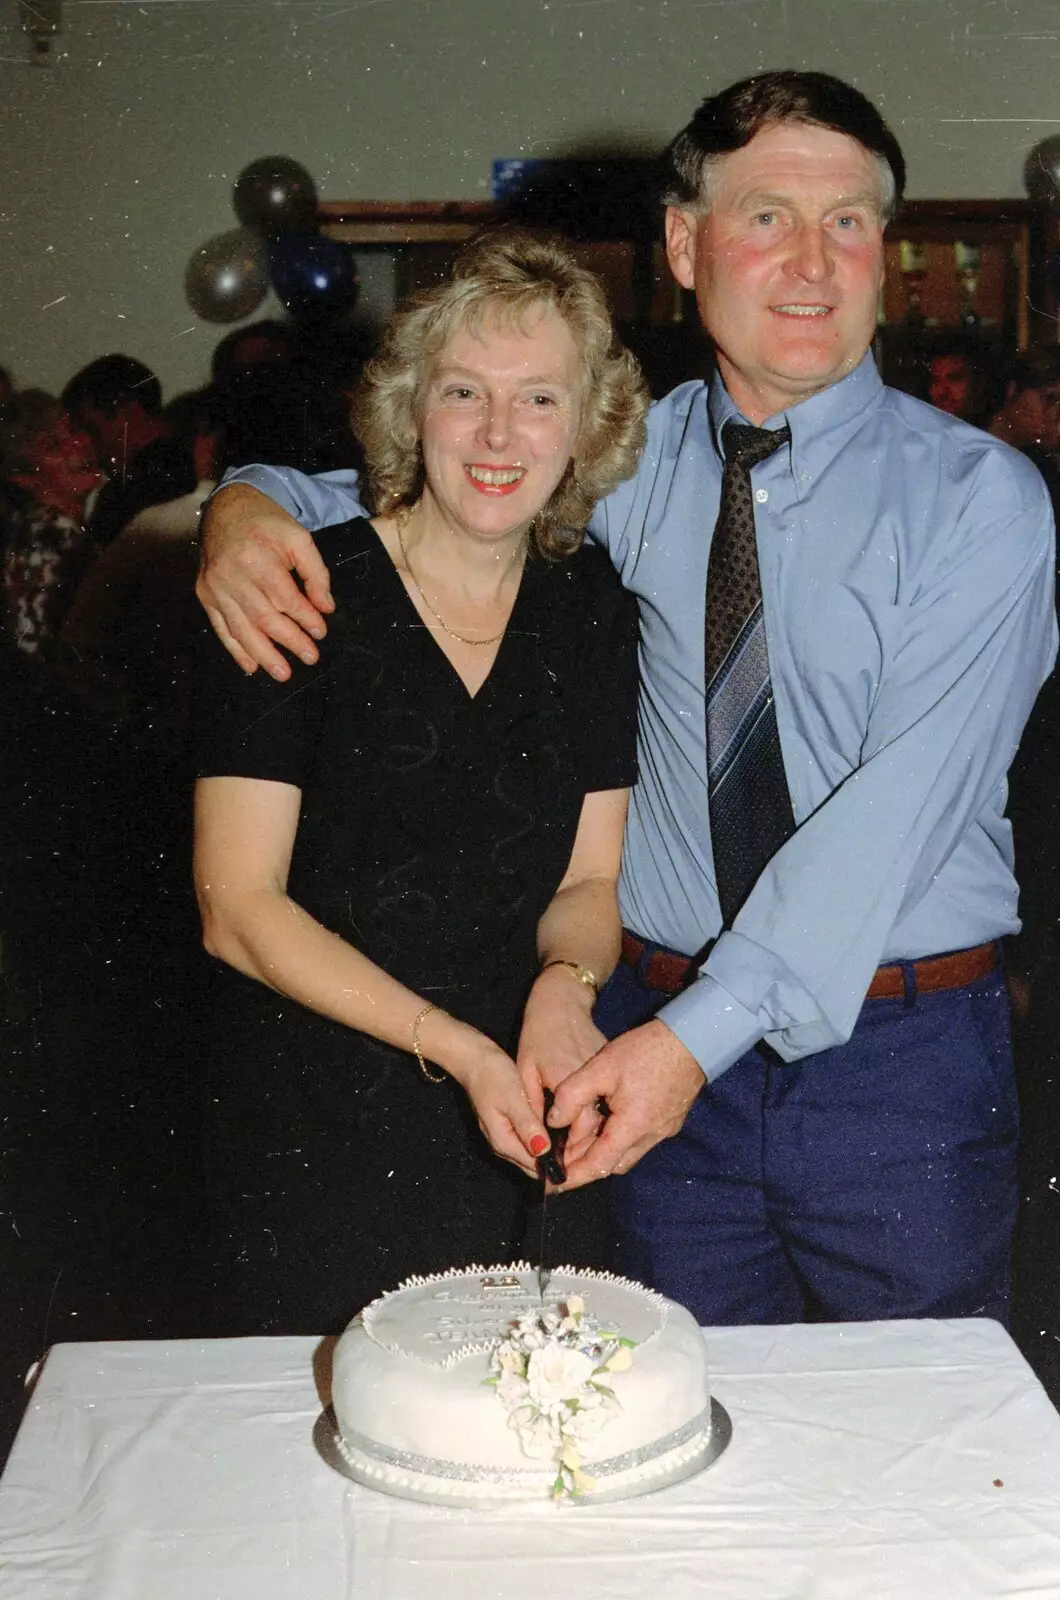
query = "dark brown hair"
(663, 70, 906, 222)
(61, 354, 162, 420)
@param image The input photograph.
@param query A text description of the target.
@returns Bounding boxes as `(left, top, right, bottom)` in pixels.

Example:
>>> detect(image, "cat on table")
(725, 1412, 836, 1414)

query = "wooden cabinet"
(319, 199, 672, 316)
(876, 200, 1059, 396)
(882, 200, 1057, 347)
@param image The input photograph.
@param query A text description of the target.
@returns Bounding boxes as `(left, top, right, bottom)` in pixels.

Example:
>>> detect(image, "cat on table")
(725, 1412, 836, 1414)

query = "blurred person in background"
(1, 393, 109, 1369)
(212, 316, 366, 470)
(62, 354, 166, 483)
(988, 348, 1060, 495)
(924, 342, 997, 429)
(63, 364, 359, 746)
(0, 389, 102, 658)
(62, 354, 182, 548)
(209, 319, 300, 387)
(60, 386, 219, 739)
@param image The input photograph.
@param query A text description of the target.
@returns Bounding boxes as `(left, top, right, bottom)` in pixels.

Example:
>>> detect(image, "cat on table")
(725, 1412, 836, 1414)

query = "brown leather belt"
(620, 931, 998, 1001)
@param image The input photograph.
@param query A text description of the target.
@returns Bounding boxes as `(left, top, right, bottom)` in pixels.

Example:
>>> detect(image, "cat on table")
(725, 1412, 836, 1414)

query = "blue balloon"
(266, 233, 359, 319)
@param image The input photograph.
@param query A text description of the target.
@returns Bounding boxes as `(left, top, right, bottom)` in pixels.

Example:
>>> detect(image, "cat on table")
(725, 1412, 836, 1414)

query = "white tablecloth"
(2, 1319, 1059, 1598)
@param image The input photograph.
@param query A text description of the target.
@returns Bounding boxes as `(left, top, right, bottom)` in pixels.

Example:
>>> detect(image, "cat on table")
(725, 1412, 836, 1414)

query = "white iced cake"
(331, 1263, 712, 1505)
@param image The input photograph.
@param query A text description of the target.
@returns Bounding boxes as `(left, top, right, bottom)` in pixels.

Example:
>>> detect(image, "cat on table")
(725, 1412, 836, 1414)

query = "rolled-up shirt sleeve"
(662, 452, 1058, 1079)
(215, 464, 366, 528)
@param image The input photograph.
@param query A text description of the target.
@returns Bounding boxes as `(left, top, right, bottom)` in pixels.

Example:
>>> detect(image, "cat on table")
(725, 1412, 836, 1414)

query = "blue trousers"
(596, 944, 1018, 1327)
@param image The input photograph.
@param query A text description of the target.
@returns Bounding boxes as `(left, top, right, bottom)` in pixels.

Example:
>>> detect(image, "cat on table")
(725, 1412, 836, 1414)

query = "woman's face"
(419, 303, 582, 544)
(14, 414, 102, 514)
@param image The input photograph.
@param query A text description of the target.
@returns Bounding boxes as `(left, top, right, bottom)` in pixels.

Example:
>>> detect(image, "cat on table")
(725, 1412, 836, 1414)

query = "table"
(2, 1319, 1059, 1598)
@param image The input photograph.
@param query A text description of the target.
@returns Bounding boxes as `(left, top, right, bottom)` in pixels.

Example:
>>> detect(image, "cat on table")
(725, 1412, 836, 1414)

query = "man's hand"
(196, 483, 334, 680)
(547, 1020, 705, 1189)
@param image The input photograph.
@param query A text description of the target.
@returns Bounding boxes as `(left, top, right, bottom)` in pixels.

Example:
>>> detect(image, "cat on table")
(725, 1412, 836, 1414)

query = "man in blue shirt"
(197, 72, 1056, 1327)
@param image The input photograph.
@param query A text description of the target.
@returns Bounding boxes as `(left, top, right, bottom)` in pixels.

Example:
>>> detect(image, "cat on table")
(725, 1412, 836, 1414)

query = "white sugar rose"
(512, 1409, 560, 1460)
(526, 1344, 597, 1408)
(565, 1397, 613, 1442)
(496, 1367, 529, 1410)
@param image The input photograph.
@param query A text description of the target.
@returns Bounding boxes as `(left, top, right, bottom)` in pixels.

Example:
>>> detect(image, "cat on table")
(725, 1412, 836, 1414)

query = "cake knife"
(536, 1089, 568, 1303)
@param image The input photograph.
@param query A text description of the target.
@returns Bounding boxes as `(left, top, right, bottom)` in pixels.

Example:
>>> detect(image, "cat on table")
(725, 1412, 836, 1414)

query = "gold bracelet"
(541, 960, 599, 1001)
(411, 1003, 446, 1084)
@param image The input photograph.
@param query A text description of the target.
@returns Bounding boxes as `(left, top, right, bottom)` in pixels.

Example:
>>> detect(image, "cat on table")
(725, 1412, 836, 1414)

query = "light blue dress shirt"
(221, 354, 1057, 1082)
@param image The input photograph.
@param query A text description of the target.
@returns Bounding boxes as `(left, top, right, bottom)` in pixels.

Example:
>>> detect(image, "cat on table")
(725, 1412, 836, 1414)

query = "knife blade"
(536, 1089, 569, 1303)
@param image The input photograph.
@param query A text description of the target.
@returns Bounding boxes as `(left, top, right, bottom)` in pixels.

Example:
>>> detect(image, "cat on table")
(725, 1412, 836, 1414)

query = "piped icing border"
(358, 1263, 670, 1368)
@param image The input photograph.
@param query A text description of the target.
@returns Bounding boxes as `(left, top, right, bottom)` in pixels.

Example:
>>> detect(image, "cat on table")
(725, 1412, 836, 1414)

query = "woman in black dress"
(193, 232, 648, 1332)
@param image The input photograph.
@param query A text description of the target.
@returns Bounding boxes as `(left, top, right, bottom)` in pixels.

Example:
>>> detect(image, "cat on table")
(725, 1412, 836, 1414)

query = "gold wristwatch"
(541, 959, 599, 1000)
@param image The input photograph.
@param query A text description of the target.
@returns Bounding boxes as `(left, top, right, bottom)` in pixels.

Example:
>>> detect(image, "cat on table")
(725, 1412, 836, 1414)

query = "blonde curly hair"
(352, 229, 649, 559)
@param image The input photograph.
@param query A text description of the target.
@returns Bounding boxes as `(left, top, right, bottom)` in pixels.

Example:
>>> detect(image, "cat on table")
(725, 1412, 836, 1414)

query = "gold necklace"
(395, 505, 521, 648)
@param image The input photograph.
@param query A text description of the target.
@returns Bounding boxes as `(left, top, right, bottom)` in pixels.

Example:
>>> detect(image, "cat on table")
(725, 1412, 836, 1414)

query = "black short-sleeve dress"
(196, 518, 638, 1333)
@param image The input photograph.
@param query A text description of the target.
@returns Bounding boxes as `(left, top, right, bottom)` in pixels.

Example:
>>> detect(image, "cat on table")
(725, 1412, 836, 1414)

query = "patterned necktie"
(706, 419, 795, 928)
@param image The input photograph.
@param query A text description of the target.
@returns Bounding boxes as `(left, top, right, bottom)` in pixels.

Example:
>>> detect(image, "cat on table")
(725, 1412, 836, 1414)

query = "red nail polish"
(529, 1134, 549, 1157)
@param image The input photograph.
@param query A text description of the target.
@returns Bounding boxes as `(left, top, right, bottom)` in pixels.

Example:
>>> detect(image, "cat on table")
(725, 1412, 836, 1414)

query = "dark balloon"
(233, 156, 319, 236)
(1024, 136, 1060, 204)
(266, 233, 359, 320)
(184, 227, 269, 323)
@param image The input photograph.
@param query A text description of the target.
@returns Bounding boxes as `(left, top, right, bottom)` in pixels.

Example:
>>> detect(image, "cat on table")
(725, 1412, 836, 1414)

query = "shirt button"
(754, 488, 769, 504)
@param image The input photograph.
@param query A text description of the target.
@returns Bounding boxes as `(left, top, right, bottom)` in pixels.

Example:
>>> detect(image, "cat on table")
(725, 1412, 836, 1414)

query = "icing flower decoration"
(486, 1298, 636, 1500)
(526, 1345, 597, 1408)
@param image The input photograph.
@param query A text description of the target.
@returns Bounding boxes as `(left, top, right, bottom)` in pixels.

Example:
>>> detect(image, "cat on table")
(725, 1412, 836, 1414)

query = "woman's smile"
(464, 463, 527, 495)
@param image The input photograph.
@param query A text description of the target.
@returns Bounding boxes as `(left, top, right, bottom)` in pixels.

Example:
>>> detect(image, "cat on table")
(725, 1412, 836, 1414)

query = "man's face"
(927, 356, 973, 417)
(1007, 383, 1060, 448)
(75, 399, 160, 472)
(75, 403, 124, 466)
(665, 121, 887, 423)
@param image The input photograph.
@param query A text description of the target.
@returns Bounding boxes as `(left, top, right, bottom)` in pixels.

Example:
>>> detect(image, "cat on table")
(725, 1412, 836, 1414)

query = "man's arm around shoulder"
(196, 465, 366, 679)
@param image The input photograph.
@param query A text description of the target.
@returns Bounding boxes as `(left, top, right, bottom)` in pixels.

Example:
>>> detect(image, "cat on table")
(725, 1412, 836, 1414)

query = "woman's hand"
(516, 967, 609, 1164)
(429, 1016, 550, 1178)
(521, 788, 630, 1166)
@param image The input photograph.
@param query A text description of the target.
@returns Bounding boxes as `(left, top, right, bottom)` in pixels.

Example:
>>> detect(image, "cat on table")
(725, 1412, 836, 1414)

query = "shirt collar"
(707, 352, 884, 501)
